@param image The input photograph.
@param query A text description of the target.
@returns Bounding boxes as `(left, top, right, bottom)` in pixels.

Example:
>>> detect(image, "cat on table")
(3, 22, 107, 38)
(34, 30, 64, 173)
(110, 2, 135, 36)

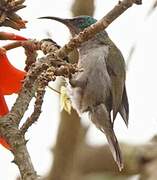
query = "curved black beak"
(39, 16, 69, 26)
(38, 16, 79, 36)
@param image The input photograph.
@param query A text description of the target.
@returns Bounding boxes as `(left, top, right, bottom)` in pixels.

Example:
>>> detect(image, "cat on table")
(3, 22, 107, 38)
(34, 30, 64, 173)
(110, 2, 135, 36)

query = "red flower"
(0, 32, 27, 149)
(0, 49, 26, 95)
(0, 31, 27, 40)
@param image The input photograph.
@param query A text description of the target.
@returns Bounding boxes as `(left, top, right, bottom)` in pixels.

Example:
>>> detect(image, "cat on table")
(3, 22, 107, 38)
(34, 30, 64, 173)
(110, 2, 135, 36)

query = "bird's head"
(39, 16, 97, 36)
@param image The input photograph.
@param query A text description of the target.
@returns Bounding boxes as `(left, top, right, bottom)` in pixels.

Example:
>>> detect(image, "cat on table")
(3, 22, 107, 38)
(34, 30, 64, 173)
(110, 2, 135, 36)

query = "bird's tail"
(90, 103, 123, 170)
(105, 130, 123, 171)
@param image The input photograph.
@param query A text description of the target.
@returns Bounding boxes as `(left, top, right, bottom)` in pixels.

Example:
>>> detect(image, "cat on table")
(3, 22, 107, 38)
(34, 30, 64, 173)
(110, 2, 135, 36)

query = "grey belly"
(67, 63, 111, 115)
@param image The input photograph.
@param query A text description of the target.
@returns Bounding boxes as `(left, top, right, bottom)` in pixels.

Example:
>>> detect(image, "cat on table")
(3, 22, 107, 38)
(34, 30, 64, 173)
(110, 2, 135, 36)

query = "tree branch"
(62, 140, 157, 179)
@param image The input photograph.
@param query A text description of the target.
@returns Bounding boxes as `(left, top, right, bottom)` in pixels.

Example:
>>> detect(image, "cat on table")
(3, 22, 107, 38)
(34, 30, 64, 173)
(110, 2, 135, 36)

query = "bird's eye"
(79, 18, 84, 23)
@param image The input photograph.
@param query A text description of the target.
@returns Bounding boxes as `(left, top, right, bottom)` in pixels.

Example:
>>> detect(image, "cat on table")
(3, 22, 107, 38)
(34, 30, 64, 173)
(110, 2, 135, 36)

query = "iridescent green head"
(67, 16, 97, 30)
(39, 16, 97, 36)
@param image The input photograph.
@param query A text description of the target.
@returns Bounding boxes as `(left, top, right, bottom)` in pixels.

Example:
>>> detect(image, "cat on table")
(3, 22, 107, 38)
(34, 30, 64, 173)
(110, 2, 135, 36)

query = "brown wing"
(106, 40, 126, 124)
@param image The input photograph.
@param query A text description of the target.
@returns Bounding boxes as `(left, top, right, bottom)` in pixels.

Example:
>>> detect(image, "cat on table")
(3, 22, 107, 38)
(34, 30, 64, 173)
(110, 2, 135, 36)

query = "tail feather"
(106, 132, 123, 171)
(90, 103, 123, 170)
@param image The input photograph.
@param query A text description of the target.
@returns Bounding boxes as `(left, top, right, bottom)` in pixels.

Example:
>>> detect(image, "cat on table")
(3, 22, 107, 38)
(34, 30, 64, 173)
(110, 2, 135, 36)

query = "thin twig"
(23, 41, 38, 72)
(2, 41, 23, 50)
(20, 84, 46, 135)
(48, 85, 60, 94)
